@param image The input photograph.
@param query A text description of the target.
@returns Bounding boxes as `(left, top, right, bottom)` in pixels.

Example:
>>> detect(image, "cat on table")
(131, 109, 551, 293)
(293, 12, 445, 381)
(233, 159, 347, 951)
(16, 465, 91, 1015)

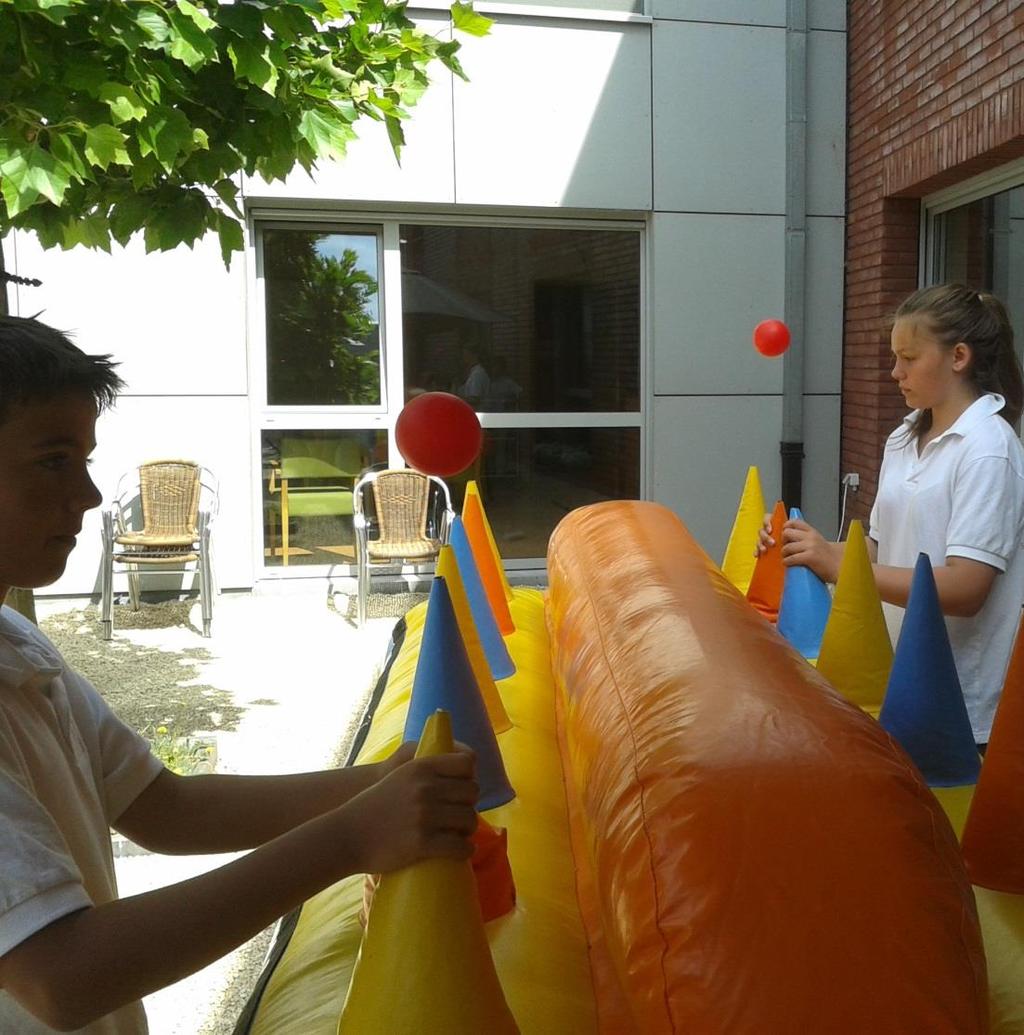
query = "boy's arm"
(0, 749, 477, 1032)
(115, 744, 417, 855)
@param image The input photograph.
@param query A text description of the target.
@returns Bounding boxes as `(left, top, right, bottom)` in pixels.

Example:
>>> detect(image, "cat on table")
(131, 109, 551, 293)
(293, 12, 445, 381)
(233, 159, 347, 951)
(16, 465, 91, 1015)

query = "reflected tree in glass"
(266, 231, 381, 405)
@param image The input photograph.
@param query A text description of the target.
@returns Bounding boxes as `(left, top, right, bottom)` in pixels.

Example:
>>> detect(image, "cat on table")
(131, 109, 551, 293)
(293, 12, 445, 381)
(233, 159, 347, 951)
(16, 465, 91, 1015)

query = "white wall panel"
(805, 216, 845, 395)
(808, 1, 846, 31)
(43, 396, 256, 598)
(652, 212, 785, 395)
(653, 20, 786, 214)
(10, 231, 247, 396)
(452, 18, 651, 209)
(241, 13, 455, 206)
(807, 28, 846, 217)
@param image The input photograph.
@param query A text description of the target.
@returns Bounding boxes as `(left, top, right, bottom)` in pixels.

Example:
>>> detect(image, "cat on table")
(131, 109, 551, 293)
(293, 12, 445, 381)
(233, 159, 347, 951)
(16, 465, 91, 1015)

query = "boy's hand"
(340, 744, 479, 875)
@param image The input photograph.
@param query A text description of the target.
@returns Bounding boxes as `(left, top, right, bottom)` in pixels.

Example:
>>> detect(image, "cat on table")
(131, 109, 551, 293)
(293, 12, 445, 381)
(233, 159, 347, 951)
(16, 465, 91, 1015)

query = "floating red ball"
(753, 319, 791, 357)
(395, 392, 483, 477)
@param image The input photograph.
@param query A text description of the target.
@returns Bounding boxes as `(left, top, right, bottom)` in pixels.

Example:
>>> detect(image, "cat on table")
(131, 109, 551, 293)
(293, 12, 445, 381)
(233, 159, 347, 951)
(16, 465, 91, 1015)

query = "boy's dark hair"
(0, 315, 124, 423)
(895, 284, 1024, 439)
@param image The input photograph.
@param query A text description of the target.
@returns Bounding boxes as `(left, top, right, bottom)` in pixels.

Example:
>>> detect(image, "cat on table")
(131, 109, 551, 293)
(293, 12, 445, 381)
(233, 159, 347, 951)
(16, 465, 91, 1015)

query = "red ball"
(753, 319, 791, 357)
(396, 392, 483, 477)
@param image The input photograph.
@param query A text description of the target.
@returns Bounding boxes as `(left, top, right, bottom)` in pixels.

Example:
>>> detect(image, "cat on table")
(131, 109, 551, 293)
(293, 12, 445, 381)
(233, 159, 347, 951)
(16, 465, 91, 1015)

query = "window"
(924, 171, 1024, 369)
(255, 218, 643, 573)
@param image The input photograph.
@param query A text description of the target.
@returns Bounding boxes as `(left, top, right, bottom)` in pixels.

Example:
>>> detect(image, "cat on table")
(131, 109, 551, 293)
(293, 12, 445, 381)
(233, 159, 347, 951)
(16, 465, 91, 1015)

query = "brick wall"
(844, 0, 1024, 525)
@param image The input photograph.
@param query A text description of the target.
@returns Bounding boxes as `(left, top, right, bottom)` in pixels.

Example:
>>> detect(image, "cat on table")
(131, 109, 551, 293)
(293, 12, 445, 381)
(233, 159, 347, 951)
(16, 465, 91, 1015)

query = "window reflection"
(399, 225, 640, 413)
(471, 427, 641, 559)
(261, 430, 384, 567)
(934, 185, 1024, 365)
(264, 229, 381, 406)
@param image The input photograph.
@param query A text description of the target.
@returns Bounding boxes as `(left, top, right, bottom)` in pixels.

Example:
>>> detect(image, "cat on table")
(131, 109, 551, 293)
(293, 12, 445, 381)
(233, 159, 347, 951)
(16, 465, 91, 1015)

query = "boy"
(0, 315, 479, 1032)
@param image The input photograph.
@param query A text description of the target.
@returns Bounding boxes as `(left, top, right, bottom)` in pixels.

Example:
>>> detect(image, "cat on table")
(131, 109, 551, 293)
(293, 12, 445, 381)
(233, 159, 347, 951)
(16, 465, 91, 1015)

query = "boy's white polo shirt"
(870, 393, 1024, 741)
(0, 607, 162, 1033)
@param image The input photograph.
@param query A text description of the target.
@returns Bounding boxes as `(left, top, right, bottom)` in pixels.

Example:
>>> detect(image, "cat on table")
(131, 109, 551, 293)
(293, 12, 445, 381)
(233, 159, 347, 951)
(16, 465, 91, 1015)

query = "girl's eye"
(39, 455, 69, 470)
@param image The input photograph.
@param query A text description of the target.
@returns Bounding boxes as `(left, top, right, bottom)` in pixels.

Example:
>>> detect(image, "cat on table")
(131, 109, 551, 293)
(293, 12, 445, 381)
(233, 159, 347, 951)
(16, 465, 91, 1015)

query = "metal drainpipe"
(782, 0, 808, 510)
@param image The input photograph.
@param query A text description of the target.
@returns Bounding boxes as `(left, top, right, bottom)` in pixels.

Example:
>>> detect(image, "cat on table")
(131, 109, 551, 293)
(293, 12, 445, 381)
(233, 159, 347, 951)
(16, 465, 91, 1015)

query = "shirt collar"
(0, 607, 63, 692)
(901, 393, 1005, 445)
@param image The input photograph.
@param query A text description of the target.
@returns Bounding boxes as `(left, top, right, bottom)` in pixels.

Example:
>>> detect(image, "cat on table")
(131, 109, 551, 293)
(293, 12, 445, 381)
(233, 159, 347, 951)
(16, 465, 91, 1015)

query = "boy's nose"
(77, 471, 103, 513)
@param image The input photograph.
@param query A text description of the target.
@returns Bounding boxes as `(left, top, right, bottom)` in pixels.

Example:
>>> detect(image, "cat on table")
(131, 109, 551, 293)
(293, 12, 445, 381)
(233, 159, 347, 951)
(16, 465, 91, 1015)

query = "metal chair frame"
(100, 460, 219, 639)
(353, 469, 453, 625)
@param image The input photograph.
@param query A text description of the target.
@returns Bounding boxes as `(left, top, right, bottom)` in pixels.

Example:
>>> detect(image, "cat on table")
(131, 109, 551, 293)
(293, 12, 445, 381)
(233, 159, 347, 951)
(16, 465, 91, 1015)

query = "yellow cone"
(337, 711, 519, 1035)
(816, 520, 893, 717)
(437, 547, 512, 733)
(721, 466, 766, 594)
(466, 481, 513, 602)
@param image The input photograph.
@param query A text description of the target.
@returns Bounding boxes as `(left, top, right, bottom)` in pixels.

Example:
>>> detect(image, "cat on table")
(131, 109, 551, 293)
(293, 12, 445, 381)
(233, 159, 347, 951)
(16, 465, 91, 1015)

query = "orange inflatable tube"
(546, 501, 987, 1033)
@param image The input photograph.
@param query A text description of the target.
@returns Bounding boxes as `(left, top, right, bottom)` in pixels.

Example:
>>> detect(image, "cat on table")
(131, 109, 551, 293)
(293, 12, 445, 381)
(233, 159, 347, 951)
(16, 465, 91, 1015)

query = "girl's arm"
(782, 521, 998, 617)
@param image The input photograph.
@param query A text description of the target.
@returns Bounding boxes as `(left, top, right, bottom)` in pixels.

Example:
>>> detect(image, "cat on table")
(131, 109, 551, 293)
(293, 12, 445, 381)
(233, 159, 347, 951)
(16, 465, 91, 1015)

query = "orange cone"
(465, 481, 513, 602)
(746, 500, 786, 623)
(463, 488, 515, 636)
(962, 614, 1024, 893)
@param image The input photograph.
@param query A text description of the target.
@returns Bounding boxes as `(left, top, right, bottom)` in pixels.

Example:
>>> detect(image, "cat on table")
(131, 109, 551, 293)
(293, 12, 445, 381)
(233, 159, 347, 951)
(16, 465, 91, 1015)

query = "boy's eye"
(38, 454, 70, 470)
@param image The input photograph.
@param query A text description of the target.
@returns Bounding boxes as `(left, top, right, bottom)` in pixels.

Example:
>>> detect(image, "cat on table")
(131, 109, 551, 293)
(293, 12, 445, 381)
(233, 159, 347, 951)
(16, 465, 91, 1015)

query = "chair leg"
(127, 564, 141, 611)
(101, 557, 113, 641)
(199, 557, 212, 637)
(100, 512, 114, 640)
(357, 554, 369, 626)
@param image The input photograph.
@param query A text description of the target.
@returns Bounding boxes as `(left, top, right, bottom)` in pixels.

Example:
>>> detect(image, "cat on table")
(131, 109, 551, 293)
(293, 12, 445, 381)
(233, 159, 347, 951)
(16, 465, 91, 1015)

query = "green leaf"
(228, 39, 279, 95)
(98, 83, 149, 124)
(451, 2, 492, 37)
(175, 0, 216, 32)
(297, 108, 354, 160)
(84, 125, 131, 170)
(110, 193, 153, 245)
(212, 177, 243, 218)
(48, 132, 90, 183)
(63, 212, 112, 252)
(134, 7, 171, 46)
(385, 114, 404, 161)
(0, 154, 40, 219)
(215, 209, 244, 267)
(137, 108, 193, 171)
(168, 8, 217, 69)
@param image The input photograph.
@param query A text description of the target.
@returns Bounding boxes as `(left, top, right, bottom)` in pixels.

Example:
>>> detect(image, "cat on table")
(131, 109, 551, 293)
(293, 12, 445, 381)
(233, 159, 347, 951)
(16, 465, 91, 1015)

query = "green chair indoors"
(267, 436, 364, 565)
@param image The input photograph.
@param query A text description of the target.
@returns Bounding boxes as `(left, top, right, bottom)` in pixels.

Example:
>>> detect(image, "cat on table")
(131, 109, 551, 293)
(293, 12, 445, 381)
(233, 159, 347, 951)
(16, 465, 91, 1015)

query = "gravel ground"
(37, 590, 425, 1035)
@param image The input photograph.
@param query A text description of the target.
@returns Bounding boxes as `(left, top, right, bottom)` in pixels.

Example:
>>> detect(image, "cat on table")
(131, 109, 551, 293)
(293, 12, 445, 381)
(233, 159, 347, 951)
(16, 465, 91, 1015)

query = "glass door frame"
(246, 208, 648, 580)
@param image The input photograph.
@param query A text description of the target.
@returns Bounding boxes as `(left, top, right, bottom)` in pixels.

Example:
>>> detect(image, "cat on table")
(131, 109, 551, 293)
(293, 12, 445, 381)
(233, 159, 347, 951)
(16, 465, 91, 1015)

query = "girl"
(763, 284, 1024, 747)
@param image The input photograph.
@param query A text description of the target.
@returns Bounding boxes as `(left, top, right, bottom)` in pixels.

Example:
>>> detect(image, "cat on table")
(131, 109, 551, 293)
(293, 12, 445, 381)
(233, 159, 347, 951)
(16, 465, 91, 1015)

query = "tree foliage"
(0, 0, 491, 265)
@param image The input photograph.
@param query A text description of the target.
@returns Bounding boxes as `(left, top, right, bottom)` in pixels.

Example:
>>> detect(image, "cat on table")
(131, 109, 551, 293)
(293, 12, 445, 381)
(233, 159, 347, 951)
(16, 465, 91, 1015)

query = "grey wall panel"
(805, 216, 845, 395)
(808, 0, 846, 31)
(807, 29, 846, 217)
(453, 18, 652, 209)
(653, 20, 786, 214)
(652, 394, 782, 564)
(651, 1, 786, 26)
(652, 212, 785, 395)
(801, 392, 841, 539)
(651, 391, 840, 569)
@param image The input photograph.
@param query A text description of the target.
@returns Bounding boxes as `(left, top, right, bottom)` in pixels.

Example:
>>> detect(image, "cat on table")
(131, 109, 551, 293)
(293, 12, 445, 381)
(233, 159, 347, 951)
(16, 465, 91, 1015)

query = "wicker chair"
(353, 469, 453, 625)
(100, 460, 219, 640)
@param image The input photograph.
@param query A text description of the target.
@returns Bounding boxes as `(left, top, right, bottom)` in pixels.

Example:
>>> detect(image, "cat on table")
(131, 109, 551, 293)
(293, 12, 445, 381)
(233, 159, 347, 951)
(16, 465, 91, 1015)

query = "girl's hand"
(780, 518, 843, 583)
(754, 512, 775, 557)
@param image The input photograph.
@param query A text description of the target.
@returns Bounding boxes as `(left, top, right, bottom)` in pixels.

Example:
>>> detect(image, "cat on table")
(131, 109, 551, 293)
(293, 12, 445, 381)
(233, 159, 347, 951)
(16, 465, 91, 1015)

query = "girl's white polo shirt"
(870, 393, 1024, 742)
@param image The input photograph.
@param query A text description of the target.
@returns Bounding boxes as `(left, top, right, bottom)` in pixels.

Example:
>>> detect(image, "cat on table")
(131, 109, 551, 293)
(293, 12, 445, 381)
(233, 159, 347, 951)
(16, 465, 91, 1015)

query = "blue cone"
(776, 508, 832, 658)
(879, 553, 980, 787)
(403, 577, 515, 810)
(450, 516, 515, 680)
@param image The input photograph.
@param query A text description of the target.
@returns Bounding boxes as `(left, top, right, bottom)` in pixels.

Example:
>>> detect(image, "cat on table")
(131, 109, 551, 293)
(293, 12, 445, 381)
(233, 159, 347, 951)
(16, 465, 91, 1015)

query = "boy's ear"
(951, 342, 972, 372)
